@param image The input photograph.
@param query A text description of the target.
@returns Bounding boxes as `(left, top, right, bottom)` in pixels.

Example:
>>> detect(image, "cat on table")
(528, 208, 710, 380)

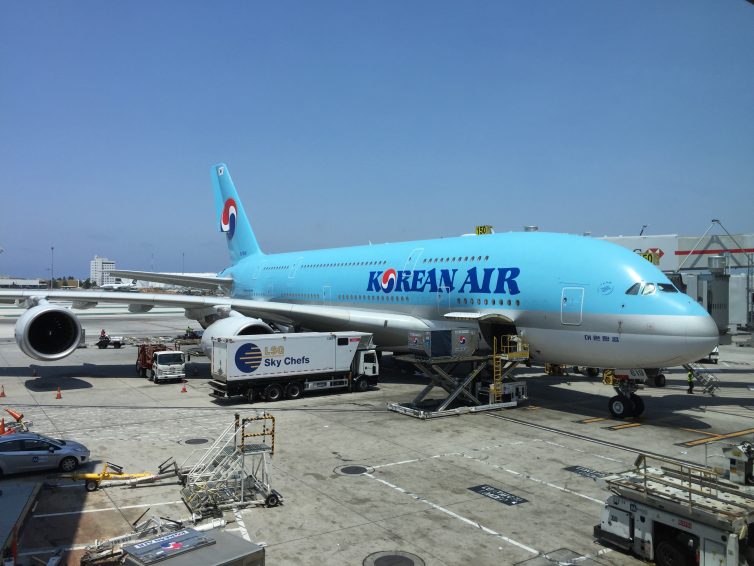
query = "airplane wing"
(0, 289, 430, 335)
(109, 270, 233, 292)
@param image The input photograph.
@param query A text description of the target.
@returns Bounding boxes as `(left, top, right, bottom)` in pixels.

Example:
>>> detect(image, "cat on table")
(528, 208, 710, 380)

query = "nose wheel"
(608, 393, 645, 418)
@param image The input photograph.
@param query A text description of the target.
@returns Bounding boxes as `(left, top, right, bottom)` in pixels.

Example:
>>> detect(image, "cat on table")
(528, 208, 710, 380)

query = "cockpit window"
(625, 283, 641, 295)
(658, 283, 678, 293)
(642, 283, 656, 295)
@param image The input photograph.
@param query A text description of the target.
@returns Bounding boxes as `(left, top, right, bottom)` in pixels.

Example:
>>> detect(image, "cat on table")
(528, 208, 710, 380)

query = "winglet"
(212, 163, 263, 263)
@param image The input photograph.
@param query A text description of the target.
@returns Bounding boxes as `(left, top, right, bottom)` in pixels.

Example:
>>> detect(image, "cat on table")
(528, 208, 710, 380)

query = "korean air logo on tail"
(221, 198, 237, 240)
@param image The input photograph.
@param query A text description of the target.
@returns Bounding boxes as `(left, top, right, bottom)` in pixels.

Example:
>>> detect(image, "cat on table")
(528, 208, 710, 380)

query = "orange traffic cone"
(0, 418, 5, 435)
(5, 408, 23, 422)
(55, 386, 62, 400)
(0, 385, 5, 397)
(180, 382, 187, 393)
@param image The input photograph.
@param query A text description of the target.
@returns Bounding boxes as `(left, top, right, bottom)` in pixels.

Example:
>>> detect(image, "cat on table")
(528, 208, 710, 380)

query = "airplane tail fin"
(211, 163, 263, 263)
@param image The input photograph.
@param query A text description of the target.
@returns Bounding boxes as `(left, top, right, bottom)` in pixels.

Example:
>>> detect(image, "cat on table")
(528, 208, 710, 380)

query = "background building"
(90, 256, 116, 286)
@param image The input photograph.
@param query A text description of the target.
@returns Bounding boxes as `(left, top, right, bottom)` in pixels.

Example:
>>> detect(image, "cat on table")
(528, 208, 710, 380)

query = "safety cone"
(0, 384, 5, 397)
(0, 418, 5, 435)
(55, 386, 62, 400)
(180, 383, 187, 393)
(5, 408, 23, 422)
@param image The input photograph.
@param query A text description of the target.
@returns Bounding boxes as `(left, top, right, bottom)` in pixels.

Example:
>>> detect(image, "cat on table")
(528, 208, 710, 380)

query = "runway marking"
(365, 473, 539, 555)
(607, 423, 642, 431)
(682, 427, 754, 447)
(32, 500, 183, 518)
(373, 449, 604, 505)
(458, 454, 604, 504)
(679, 428, 720, 437)
(579, 417, 606, 424)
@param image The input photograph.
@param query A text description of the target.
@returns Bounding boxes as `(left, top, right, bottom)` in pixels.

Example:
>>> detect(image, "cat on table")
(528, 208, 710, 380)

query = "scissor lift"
(387, 335, 528, 419)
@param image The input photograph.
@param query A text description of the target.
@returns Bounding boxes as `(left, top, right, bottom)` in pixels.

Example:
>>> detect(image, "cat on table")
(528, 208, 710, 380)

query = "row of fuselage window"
(262, 255, 493, 271)
(265, 291, 520, 308)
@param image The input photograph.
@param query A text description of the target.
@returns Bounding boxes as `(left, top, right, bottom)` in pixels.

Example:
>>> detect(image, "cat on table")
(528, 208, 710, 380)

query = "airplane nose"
(683, 314, 720, 362)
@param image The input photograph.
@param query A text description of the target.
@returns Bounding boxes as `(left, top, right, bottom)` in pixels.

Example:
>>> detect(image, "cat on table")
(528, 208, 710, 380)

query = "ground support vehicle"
(96, 334, 123, 349)
(388, 334, 528, 419)
(208, 332, 378, 402)
(594, 454, 754, 566)
(70, 458, 181, 492)
(136, 344, 186, 383)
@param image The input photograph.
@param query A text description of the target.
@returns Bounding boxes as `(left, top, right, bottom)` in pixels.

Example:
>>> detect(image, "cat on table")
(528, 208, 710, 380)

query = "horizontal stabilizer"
(109, 270, 233, 292)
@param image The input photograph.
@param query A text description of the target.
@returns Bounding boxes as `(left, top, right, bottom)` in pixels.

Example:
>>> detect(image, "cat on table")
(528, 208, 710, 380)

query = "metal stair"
(180, 413, 281, 518)
(685, 363, 720, 395)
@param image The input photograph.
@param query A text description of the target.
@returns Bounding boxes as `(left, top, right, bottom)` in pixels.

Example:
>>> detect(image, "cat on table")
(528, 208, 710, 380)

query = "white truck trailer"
(209, 332, 379, 403)
(594, 454, 754, 566)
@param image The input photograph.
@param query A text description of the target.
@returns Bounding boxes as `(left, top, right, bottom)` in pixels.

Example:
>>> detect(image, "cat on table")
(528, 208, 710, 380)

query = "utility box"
(121, 528, 264, 566)
(407, 330, 479, 358)
(722, 442, 754, 486)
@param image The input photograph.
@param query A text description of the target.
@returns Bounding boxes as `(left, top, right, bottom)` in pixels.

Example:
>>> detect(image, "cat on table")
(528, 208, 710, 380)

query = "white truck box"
(209, 332, 378, 403)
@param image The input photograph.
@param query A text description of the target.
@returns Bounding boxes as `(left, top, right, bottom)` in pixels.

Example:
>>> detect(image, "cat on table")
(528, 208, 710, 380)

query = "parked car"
(0, 432, 90, 477)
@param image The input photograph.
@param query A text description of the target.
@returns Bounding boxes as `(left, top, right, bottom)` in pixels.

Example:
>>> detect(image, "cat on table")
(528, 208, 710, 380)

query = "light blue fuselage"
(218, 231, 719, 369)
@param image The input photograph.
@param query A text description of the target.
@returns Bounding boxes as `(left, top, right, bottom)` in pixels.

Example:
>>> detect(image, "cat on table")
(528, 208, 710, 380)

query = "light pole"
(182, 251, 185, 274)
(50, 246, 54, 289)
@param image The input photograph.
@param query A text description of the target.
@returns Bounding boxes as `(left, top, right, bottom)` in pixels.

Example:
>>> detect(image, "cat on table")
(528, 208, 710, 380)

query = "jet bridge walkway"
(387, 336, 528, 419)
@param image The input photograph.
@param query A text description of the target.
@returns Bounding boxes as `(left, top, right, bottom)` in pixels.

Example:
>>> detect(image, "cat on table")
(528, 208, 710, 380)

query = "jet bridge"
(387, 335, 528, 419)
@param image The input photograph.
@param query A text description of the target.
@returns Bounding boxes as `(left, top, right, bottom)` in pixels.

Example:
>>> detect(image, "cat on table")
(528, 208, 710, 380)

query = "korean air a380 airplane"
(0, 163, 718, 416)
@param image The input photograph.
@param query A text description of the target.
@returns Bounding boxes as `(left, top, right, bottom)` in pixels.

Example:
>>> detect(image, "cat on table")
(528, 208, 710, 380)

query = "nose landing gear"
(605, 369, 647, 419)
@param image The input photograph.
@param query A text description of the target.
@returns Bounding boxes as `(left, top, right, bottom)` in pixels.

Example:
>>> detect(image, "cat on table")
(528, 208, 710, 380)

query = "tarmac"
(1, 303, 753, 565)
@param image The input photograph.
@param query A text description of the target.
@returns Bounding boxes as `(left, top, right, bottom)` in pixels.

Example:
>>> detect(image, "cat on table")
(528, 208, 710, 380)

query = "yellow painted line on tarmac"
(682, 427, 754, 447)
(580, 417, 606, 424)
(608, 422, 642, 430)
(679, 428, 720, 437)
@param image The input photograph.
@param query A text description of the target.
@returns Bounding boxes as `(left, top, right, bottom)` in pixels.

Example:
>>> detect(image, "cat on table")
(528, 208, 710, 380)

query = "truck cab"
(150, 351, 186, 383)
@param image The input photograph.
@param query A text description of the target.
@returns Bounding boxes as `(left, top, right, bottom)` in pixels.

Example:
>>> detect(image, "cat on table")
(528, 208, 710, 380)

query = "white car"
(0, 432, 90, 476)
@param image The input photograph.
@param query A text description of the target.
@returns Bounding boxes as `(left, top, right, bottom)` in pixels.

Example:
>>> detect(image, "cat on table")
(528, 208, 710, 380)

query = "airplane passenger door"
(403, 248, 424, 272)
(288, 257, 304, 279)
(561, 287, 584, 325)
(322, 286, 332, 305)
(436, 286, 451, 315)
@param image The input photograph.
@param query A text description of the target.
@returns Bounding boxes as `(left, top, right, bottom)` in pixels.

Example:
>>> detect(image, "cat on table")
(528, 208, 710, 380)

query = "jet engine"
(15, 304, 82, 361)
(200, 316, 274, 356)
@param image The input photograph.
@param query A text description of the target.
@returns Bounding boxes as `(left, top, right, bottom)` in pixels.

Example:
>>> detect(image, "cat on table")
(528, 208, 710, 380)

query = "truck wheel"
(285, 382, 303, 400)
(654, 374, 667, 387)
(113, 343, 121, 349)
(655, 540, 689, 566)
(354, 377, 369, 392)
(264, 384, 283, 402)
(98, 343, 107, 349)
(245, 388, 256, 403)
(608, 395, 634, 419)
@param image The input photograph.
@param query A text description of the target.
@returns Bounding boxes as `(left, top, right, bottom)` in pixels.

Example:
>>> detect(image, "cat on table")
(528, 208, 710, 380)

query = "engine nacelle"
(200, 316, 274, 357)
(15, 304, 82, 361)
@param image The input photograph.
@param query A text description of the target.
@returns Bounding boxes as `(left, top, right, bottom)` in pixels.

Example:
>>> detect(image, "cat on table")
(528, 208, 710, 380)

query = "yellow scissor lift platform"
(387, 336, 528, 419)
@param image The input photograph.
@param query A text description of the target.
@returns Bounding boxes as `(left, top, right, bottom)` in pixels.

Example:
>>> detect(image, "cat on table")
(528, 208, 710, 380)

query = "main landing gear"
(605, 369, 647, 419)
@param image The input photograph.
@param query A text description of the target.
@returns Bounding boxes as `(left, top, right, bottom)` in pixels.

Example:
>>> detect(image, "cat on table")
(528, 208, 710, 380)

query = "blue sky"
(1, 1, 752, 278)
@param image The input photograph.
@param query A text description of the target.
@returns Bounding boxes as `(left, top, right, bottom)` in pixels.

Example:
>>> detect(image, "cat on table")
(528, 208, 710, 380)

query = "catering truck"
(209, 332, 379, 403)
